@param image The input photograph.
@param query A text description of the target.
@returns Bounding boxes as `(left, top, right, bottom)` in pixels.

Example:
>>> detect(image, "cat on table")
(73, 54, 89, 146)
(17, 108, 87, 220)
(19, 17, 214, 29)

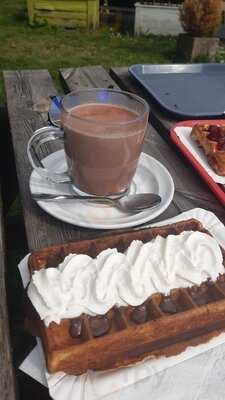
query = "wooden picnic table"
(2, 65, 225, 399)
(3, 65, 225, 253)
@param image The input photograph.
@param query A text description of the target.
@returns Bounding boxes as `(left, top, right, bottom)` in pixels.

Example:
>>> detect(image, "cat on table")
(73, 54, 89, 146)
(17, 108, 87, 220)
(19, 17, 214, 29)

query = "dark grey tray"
(129, 64, 225, 119)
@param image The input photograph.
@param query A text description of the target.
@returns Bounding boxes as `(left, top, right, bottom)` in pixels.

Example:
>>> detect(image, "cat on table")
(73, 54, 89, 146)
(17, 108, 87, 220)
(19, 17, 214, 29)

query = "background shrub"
(180, 0, 223, 37)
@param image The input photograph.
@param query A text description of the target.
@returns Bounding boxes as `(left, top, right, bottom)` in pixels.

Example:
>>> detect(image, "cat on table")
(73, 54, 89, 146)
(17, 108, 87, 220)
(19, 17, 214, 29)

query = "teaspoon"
(32, 192, 161, 213)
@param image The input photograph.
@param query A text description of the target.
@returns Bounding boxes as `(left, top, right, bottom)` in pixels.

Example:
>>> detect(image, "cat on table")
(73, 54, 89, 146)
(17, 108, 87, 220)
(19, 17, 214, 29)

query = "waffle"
(27, 219, 225, 375)
(190, 123, 225, 175)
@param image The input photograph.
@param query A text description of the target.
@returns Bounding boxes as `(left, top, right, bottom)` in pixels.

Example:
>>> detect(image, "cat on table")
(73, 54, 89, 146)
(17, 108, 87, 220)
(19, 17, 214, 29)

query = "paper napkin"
(19, 208, 225, 400)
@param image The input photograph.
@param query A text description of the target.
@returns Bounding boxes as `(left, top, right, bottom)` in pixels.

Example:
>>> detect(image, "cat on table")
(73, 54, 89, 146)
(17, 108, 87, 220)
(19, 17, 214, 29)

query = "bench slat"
(60, 65, 120, 92)
(0, 191, 17, 400)
(3, 70, 108, 250)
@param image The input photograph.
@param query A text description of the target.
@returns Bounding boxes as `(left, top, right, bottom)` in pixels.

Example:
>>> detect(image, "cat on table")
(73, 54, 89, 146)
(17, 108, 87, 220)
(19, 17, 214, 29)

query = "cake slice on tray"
(191, 124, 225, 176)
(26, 219, 225, 376)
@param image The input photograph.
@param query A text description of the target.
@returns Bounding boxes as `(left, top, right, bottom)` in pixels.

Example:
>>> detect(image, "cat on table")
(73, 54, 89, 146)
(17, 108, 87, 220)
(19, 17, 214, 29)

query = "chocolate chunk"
(207, 126, 225, 146)
(218, 141, 225, 151)
(116, 239, 125, 253)
(88, 243, 98, 258)
(217, 274, 225, 283)
(69, 318, 83, 338)
(90, 316, 110, 337)
(131, 305, 148, 324)
(219, 282, 225, 291)
(46, 248, 65, 268)
(160, 297, 177, 314)
(208, 125, 221, 135)
(217, 134, 225, 144)
(217, 275, 225, 291)
(193, 295, 209, 306)
(189, 286, 209, 306)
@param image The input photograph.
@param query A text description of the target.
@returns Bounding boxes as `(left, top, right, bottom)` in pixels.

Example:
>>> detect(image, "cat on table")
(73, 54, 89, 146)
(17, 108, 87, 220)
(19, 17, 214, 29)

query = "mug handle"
(27, 126, 71, 183)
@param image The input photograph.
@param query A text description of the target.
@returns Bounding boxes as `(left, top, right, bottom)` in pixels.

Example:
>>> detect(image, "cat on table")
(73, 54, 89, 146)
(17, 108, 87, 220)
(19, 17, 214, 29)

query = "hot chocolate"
(27, 89, 149, 193)
(63, 103, 147, 195)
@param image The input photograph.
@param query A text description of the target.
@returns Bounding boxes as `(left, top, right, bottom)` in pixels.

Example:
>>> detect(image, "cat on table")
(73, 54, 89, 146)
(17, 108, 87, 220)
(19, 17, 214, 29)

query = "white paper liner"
(174, 126, 225, 184)
(18, 208, 225, 400)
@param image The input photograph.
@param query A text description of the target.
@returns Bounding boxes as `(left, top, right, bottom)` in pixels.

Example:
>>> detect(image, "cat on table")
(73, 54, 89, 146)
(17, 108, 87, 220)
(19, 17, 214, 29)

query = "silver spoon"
(32, 192, 161, 213)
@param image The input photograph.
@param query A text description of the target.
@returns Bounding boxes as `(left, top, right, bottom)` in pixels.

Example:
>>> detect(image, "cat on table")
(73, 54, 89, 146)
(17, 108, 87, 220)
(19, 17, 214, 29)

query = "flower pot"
(134, 2, 184, 36)
(177, 34, 220, 61)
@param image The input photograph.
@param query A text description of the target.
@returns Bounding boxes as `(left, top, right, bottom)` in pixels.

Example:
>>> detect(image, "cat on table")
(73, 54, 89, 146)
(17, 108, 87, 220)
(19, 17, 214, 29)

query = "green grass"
(0, 0, 177, 102)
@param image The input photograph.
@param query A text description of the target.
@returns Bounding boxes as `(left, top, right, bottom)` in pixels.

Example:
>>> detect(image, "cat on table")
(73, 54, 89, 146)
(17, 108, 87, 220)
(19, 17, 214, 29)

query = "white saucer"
(29, 150, 174, 229)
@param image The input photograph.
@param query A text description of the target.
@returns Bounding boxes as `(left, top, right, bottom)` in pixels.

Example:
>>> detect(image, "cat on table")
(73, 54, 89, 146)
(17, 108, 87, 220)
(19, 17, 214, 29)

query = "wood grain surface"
(3, 65, 225, 399)
(0, 187, 17, 400)
(60, 65, 120, 92)
(3, 69, 119, 250)
(4, 66, 225, 250)
(3, 67, 176, 252)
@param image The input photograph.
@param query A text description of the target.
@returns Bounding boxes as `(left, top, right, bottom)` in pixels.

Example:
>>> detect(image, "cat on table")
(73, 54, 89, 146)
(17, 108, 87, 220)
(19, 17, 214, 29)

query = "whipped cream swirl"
(28, 231, 224, 326)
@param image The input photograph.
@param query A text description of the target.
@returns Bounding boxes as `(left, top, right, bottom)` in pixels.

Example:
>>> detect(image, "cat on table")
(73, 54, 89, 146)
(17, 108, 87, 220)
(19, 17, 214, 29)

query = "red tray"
(170, 120, 225, 206)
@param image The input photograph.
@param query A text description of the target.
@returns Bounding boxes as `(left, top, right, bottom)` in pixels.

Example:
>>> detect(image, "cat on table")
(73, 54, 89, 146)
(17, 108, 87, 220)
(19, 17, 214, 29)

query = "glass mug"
(27, 89, 150, 196)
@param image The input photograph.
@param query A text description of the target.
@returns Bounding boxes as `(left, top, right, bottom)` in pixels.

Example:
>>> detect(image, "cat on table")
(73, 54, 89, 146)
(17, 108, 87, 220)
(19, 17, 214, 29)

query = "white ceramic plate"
(29, 150, 174, 229)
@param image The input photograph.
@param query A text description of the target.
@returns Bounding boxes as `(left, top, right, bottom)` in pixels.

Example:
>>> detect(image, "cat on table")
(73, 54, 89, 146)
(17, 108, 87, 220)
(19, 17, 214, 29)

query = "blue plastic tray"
(129, 64, 225, 119)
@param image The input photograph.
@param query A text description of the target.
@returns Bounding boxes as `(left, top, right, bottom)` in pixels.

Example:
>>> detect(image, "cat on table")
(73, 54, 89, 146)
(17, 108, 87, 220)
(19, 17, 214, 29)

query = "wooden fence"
(27, 0, 99, 28)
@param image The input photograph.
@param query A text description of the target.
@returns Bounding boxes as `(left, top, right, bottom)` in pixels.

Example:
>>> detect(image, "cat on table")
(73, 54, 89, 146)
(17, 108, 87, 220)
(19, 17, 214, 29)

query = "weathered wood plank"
(110, 66, 225, 224)
(27, 0, 35, 24)
(60, 65, 120, 93)
(28, 0, 99, 28)
(4, 65, 225, 398)
(87, 0, 99, 29)
(34, 0, 87, 12)
(35, 11, 87, 26)
(5, 66, 225, 255)
(3, 70, 110, 250)
(0, 189, 17, 400)
(0, 106, 18, 211)
(4, 68, 177, 253)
